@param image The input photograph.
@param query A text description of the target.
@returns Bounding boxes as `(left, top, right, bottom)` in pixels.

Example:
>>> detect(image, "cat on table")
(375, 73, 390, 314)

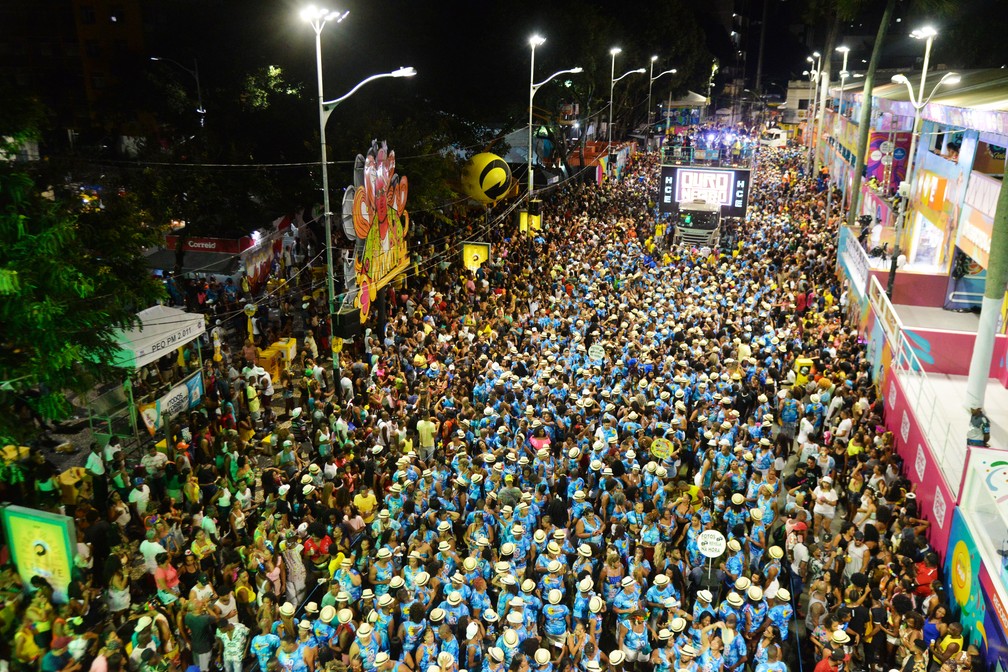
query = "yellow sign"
(346, 141, 411, 321)
(519, 210, 541, 234)
(2, 505, 76, 601)
(650, 437, 674, 459)
(462, 242, 491, 271)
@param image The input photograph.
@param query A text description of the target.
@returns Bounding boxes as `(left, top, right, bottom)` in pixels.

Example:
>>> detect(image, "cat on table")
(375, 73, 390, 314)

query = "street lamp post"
(647, 56, 677, 131)
(887, 25, 959, 297)
(835, 46, 850, 121)
(526, 35, 581, 202)
(150, 56, 205, 126)
(805, 51, 821, 172)
(608, 47, 621, 152)
(302, 5, 416, 374)
(607, 47, 645, 156)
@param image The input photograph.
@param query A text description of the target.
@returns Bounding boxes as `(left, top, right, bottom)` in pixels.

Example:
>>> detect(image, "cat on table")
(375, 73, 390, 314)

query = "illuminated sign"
(659, 166, 750, 217)
(2, 506, 76, 602)
(342, 140, 411, 321)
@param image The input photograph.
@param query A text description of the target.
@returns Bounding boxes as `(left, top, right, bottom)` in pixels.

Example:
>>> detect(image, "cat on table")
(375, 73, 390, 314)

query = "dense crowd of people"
(0, 143, 982, 672)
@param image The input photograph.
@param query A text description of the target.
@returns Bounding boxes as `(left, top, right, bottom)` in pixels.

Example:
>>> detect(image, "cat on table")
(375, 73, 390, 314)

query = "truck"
(671, 199, 721, 248)
(758, 127, 788, 149)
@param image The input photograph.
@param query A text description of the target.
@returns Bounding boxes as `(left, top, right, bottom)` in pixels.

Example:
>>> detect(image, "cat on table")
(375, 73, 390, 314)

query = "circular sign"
(893, 147, 907, 160)
(870, 149, 882, 161)
(588, 344, 606, 361)
(881, 156, 893, 166)
(880, 141, 894, 154)
(698, 530, 727, 559)
(650, 437, 673, 459)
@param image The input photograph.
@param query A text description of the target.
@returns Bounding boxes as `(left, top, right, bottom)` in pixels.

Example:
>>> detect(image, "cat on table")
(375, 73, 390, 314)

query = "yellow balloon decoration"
(461, 152, 512, 205)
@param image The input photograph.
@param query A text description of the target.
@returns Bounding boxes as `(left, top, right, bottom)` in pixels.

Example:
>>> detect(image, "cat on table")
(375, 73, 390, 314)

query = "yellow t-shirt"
(354, 492, 378, 523)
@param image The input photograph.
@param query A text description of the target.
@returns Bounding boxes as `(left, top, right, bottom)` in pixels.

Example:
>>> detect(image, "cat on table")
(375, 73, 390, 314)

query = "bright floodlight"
(813, 51, 821, 58)
(891, 74, 909, 84)
(610, 47, 622, 56)
(300, 6, 346, 22)
(911, 26, 938, 39)
(634, 68, 645, 73)
(391, 67, 416, 77)
(651, 55, 659, 62)
(530, 34, 545, 47)
(941, 72, 961, 85)
(803, 70, 810, 75)
(836, 45, 850, 53)
(571, 67, 584, 73)
(807, 56, 814, 63)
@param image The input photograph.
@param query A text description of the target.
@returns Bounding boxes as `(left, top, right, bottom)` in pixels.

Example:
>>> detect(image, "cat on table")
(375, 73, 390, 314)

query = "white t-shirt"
(129, 484, 151, 515)
(812, 485, 838, 517)
(139, 539, 166, 573)
(790, 541, 810, 575)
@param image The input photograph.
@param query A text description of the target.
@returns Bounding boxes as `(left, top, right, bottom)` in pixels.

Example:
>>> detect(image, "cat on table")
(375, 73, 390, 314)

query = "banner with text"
(659, 166, 751, 217)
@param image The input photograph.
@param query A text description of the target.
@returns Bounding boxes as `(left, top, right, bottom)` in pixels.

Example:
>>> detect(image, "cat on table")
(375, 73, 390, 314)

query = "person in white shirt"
(139, 530, 166, 574)
(84, 442, 107, 504)
(129, 479, 152, 516)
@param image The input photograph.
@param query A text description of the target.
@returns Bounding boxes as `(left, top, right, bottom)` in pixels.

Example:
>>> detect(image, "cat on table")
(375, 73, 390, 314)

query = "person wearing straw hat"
(542, 589, 570, 648)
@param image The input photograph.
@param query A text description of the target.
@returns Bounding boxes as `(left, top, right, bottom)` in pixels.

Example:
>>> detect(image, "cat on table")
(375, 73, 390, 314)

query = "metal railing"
(869, 275, 964, 496)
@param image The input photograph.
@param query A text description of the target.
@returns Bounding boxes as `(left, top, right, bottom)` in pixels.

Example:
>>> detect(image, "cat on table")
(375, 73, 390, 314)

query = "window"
(798, 99, 809, 110)
(84, 40, 100, 58)
(80, 5, 96, 24)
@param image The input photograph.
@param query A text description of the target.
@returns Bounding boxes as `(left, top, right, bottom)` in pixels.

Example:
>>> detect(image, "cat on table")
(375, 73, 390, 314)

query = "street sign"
(698, 530, 727, 558)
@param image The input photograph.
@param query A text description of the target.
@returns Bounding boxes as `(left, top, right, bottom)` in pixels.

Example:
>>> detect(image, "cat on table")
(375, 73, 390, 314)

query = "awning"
(111, 305, 206, 369)
(665, 91, 707, 107)
(144, 248, 240, 275)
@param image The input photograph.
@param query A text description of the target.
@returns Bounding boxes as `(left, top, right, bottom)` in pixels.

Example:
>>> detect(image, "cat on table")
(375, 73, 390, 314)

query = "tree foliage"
(0, 122, 165, 444)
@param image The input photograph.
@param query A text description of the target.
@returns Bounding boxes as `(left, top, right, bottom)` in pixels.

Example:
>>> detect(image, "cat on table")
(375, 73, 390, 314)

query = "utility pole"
(754, 0, 769, 95)
(965, 159, 1008, 410)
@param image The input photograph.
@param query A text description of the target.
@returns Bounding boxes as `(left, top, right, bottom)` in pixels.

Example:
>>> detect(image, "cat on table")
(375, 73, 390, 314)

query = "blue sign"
(893, 147, 907, 160)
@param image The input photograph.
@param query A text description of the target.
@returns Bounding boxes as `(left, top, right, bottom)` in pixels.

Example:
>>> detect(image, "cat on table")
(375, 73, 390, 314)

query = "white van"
(759, 128, 788, 149)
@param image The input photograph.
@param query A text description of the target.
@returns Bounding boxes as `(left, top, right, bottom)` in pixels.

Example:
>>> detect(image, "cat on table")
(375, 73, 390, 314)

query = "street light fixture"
(887, 24, 958, 296)
(647, 56, 677, 128)
(526, 34, 581, 201)
(302, 5, 415, 372)
(150, 56, 205, 126)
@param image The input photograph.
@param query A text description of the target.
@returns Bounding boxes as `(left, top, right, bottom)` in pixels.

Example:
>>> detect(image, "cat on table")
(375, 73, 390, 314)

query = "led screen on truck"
(658, 165, 750, 217)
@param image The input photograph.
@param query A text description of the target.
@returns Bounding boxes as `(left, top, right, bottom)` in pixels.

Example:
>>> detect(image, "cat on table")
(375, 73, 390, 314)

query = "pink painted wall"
(882, 367, 955, 555)
(902, 329, 1008, 378)
(870, 269, 948, 308)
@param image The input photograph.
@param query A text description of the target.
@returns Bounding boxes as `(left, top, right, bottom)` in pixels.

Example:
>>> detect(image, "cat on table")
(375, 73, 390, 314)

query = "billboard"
(2, 505, 76, 602)
(659, 165, 750, 217)
(341, 140, 410, 321)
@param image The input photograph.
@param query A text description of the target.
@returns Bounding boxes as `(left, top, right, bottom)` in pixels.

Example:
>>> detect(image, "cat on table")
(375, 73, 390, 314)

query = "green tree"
(0, 124, 165, 444)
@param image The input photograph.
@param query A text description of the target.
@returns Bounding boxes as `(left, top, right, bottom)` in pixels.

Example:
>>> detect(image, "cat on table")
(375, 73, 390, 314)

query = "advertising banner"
(461, 242, 491, 271)
(837, 226, 870, 300)
(164, 235, 256, 254)
(342, 140, 411, 321)
(884, 369, 956, 554)
(958, 171, 1000, 268)
(947, 508, 1008, 671)
(139, 371, 204, 435)
(1, 505, 76, 602)
(658, 166, 750, 217)
(866, 131, 911, 189)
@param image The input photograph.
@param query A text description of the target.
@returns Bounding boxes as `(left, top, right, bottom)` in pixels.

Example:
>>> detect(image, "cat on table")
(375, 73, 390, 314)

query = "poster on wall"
(2, 505, 76, 602)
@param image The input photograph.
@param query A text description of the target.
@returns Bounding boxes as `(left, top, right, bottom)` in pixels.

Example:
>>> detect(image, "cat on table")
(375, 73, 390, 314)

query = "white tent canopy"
(111, 305, 205, 369)
(666, 90, 708, 107)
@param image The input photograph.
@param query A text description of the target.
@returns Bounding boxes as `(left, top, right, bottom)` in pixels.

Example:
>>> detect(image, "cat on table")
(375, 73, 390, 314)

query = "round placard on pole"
(697, 530, 727, 559)
(588, 344, 606, 361)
